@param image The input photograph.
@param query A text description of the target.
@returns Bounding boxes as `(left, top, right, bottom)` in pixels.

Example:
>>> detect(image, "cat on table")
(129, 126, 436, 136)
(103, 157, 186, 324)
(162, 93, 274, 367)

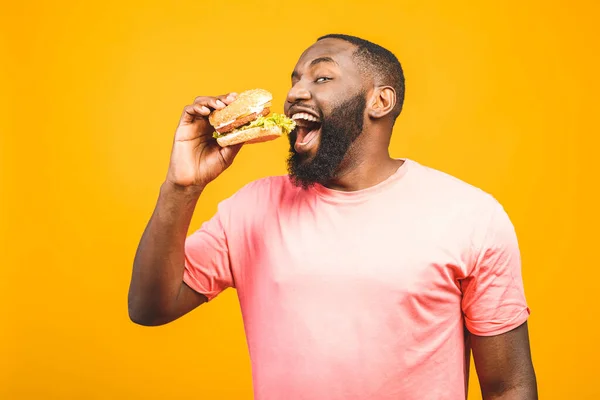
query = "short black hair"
(317, 34, 405, 119)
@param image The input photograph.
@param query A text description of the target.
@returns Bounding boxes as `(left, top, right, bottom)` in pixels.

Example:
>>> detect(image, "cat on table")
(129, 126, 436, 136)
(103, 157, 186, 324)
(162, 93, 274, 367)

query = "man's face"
(284, 39, 368, 189)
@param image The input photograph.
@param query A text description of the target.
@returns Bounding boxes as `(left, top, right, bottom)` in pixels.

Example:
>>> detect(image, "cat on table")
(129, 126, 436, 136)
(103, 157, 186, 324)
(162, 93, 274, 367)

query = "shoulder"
(227, 174, 296, 203)
(214, 174, 304, 234)
(408, 160, 519, 267)
(408, 159, 501, 212)
(216, 174, 298, 222)
(406, 160, 514, 246)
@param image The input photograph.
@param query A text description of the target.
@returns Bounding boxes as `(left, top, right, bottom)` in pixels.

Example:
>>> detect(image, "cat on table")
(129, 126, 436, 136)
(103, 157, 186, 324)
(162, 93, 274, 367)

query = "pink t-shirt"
(183, 158, 530, 400)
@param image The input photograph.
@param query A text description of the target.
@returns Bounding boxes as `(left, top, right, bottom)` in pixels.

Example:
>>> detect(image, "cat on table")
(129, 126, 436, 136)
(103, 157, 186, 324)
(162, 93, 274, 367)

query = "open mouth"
(291, 112, 322, 153)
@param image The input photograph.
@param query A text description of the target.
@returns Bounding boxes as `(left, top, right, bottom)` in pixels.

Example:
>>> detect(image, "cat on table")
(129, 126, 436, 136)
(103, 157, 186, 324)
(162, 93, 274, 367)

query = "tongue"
(294, 127, 320, 153)
(296, 127, 319, 146)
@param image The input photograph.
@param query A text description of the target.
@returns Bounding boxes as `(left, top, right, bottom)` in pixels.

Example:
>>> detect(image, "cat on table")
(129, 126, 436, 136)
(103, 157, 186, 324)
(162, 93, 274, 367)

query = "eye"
(315, 76, 332, 83)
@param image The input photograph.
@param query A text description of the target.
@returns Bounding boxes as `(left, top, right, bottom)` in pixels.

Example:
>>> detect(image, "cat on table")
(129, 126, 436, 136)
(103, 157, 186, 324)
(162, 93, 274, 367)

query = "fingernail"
(216, 100, 225, 107)
(201, 106, 210, 112)
(228, 93, 238, 99)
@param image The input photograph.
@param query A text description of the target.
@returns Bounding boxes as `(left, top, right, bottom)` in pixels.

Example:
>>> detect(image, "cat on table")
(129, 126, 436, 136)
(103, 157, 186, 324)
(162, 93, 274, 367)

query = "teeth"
(291, 112, 318, 122)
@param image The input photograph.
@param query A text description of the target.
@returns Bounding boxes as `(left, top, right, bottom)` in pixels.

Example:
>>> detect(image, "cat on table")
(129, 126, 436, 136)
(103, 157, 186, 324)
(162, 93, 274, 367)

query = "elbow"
(128, 305, 155, 326)
(128, 307, 169, 327)
(128, 310, 162, 326)
(127, 294, 168, 327)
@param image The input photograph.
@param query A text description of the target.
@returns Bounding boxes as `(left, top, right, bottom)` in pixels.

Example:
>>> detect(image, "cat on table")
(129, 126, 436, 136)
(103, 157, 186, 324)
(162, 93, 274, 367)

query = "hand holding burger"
(165, 89, 294, 191)
(209, 89, 296, 147)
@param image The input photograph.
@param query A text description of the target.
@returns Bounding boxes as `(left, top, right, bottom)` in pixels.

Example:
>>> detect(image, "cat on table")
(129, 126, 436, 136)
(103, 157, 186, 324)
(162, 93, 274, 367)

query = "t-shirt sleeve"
(182, 199, 234, 301)
(461, 202, 531, 336)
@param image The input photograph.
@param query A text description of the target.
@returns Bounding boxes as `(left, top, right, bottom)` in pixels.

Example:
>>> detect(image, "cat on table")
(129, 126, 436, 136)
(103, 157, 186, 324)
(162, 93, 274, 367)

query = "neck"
(322, 147, 403, 192)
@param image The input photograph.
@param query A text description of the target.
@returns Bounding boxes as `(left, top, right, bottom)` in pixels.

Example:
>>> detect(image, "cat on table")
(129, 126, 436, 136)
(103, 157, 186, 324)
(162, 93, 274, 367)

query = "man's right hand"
(166, 93, 242, 190)
(130, 93, 244, 326)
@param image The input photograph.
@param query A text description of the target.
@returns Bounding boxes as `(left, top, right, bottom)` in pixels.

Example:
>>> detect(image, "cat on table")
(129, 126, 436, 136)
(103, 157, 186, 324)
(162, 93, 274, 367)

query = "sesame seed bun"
(208, 89, 273, 128)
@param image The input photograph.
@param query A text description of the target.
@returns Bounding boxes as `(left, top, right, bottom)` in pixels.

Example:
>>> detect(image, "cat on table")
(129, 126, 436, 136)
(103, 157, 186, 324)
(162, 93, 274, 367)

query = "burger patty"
(216, 108, 271, 134)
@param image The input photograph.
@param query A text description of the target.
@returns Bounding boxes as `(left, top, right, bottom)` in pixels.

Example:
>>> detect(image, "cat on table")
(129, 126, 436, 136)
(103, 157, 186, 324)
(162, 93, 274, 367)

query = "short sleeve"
(182, 199, 234, 301)
(461, 202, 531, 336)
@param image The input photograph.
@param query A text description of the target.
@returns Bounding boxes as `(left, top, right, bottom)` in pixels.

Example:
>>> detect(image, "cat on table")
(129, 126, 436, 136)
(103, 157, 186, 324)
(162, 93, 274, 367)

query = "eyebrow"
(291, 56, 339, 80)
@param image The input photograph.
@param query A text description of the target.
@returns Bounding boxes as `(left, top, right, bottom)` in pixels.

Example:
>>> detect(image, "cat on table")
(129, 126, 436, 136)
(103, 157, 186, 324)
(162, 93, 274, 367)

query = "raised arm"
(128, 93, 242, 326)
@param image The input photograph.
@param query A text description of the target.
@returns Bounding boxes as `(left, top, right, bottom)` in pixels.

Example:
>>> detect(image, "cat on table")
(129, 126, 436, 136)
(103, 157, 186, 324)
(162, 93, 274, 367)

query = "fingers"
(180, 103, 210, 125)
(194, 92, 238, 108)
(180, 93, 237, 125)
(218, 92, 238, 105)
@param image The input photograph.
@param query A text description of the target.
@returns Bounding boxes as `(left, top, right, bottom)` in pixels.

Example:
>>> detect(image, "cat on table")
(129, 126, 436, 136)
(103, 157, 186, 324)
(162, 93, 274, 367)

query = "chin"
(297, 148, 319, 163)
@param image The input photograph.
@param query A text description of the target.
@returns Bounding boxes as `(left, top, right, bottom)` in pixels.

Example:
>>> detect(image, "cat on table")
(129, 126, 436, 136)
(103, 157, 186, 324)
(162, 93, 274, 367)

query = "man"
(128, 34, 538, 399)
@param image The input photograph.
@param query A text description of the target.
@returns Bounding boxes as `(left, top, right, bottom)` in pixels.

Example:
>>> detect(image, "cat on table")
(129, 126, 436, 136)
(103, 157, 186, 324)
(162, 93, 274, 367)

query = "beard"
(287, 91, 366, 189)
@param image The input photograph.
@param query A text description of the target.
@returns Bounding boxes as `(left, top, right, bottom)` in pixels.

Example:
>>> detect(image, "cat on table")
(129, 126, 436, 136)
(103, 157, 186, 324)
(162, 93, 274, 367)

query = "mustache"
(287, 102, 323, 119)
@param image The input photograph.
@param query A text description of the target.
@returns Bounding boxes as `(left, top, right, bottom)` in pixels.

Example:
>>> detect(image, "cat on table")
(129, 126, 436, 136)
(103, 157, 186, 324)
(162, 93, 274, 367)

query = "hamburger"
(209, 89, 296, 147)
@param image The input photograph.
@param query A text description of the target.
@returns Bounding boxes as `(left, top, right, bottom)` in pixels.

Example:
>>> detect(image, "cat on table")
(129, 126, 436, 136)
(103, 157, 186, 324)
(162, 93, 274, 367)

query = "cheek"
(316, 92, 349, 118)
(316, 102, 331, 120)
(311, 92, 334, 114)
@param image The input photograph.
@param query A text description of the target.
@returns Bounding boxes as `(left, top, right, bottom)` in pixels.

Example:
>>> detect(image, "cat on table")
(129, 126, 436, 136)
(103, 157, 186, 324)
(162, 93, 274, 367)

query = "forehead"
(294, 38, 359, 73)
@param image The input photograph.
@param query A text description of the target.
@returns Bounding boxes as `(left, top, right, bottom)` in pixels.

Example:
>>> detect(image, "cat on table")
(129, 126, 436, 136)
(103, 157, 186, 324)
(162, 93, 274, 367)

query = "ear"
(367, 86, 396, 119)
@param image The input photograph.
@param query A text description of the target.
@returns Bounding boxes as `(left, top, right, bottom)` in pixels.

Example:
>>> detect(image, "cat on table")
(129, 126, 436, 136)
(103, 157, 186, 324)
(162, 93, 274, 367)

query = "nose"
(286, 81, 311, 105)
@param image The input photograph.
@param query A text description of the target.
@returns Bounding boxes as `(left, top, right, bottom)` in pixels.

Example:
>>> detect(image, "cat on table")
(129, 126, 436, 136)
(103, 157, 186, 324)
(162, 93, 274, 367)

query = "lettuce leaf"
(246, 113, 297, 134)
(213, 113, 296, 139)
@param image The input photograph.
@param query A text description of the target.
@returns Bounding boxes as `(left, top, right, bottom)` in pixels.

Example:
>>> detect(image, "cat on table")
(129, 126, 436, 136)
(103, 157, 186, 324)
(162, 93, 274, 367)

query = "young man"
(129, 34, 537, 399)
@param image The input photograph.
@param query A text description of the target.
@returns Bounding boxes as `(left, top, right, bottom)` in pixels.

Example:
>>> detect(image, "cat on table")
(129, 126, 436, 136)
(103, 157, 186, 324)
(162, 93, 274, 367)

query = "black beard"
(287, 92, 366, 189)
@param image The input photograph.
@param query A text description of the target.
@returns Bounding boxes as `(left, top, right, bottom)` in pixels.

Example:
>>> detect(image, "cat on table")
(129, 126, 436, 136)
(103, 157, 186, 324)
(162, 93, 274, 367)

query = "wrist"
(161, 180, 205, 198)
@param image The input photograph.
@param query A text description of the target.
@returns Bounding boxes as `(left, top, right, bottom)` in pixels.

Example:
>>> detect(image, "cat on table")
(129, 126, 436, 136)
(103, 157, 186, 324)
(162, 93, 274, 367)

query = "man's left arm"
(461, 201, 538, 399)
(471, 321, 538, 399)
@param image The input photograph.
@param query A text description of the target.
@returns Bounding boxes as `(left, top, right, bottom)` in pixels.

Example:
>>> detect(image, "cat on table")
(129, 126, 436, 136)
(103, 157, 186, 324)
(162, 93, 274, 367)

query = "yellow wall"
(2, 0, 598, 398)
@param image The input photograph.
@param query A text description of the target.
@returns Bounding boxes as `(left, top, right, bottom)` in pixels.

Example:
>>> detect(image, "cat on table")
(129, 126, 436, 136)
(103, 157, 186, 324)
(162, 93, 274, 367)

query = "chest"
(231, 199, 471, 305)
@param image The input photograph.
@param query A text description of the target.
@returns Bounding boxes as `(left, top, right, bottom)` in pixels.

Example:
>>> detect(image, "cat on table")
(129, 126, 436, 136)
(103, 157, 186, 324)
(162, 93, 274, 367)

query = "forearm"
(483, 384, 538, 400)
(128, 180, 203, 324)
(482, 376, 538, 400)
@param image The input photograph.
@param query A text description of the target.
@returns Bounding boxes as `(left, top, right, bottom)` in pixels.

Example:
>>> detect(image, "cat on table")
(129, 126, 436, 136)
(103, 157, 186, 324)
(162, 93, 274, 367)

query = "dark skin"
(128, 38, 537, 399)
(470, 323, 538, 399)
(286, 39, 403, 191)
(286, 40, 539, 397)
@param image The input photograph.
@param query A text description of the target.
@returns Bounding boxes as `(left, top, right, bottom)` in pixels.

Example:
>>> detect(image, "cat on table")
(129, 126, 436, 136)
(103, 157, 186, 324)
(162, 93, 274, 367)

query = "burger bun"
(216, 125, 283, 147)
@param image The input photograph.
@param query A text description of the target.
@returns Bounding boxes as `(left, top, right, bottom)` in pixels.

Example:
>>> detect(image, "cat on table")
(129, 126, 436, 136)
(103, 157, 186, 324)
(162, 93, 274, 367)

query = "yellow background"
(1, 0, 598, 398)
